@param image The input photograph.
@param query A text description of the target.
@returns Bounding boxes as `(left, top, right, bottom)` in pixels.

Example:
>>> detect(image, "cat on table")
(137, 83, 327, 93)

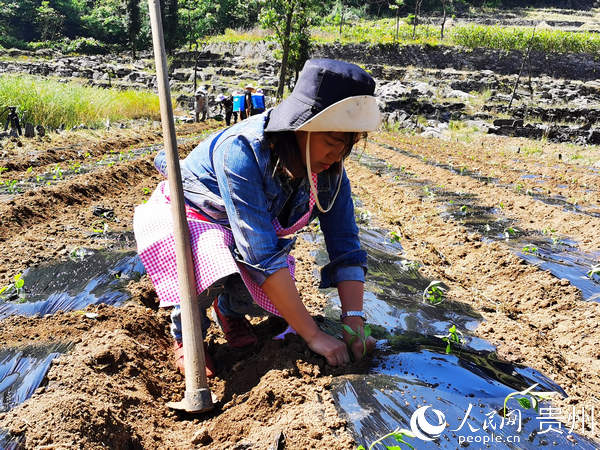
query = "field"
(0, 115, 598, 447)
(1, 9, 600, 449)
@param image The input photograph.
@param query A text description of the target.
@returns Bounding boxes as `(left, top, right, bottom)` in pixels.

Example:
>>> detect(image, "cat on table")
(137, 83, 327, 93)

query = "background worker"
(251, 88, 266, 116)
(244, 84, 255, 119)
(194, 87, 209, 122)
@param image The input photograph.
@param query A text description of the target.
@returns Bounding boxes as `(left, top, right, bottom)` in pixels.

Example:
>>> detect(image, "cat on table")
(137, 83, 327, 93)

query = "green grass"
(451, 24, 600, 54)
(0, 75, 161, 130)
(210, 19, 600, 55)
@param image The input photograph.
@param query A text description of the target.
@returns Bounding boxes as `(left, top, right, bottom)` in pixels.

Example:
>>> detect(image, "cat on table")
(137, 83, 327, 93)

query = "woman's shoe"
(212, 298, 258, 348)
(173, 340, 215, 378)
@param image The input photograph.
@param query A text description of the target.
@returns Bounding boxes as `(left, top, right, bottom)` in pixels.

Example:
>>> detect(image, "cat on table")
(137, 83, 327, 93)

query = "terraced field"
(0, 114, 598, 448)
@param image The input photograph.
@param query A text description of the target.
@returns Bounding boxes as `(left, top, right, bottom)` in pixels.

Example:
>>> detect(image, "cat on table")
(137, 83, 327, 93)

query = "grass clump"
(0, 75, 160, 130)
(452, 24, 600, 54)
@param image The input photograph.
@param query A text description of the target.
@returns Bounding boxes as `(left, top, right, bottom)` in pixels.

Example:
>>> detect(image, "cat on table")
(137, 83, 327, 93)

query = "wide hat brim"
(266, 95, 381, 133)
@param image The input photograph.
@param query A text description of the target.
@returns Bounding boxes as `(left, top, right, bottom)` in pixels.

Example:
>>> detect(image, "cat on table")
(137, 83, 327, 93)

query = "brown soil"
(0, 125, 598, 447)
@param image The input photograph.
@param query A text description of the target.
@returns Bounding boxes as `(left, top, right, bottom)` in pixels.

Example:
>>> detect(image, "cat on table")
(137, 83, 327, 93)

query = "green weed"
(0, 74, 161, 129)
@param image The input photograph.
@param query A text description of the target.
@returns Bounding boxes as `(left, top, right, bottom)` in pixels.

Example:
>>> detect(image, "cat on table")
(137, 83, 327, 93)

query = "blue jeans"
(170, 274, 270, 341)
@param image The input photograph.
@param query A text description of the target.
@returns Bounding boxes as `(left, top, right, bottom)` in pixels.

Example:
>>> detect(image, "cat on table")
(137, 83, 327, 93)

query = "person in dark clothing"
(218, 94, 234, 126)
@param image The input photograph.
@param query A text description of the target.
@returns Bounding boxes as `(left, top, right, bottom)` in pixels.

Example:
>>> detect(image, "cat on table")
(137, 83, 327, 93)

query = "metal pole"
(147, 0, 213, 413)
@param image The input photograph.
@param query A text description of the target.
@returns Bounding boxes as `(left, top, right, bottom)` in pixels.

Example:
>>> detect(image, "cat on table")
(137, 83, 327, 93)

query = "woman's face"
(295, 131, 350, 173)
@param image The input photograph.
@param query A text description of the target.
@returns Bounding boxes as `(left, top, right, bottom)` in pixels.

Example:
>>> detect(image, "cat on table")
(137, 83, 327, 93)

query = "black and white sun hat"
(266, 58, 381, 212)
(265, 58, 381, 133)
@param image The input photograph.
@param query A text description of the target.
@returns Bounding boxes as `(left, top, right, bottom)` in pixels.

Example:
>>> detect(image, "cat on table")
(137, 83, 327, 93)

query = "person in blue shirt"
(134, 58, 380, 377)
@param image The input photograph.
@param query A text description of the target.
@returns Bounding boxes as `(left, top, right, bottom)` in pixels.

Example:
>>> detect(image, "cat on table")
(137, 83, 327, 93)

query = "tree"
(389, 0, 404, 42)
(160, 0, 179, 54)
(412, 0, 423, 40)
(260, 0, 318, 99)
(440, 0, 451, 39)
(36, 1, 65, 41)
(126, 0, 141, 57)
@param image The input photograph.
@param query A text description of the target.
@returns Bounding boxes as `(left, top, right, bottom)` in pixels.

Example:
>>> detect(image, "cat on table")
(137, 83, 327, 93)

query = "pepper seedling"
(389, 230, 401, 243)
(588, 264, 600, 280)
(502, 383, 555, 417)
(441, 324, 463, 354)
(357, 427, 415, 450)
(423, 280, 446, 305)
(522, 244, 538, 254)
(0, 273, 26, 302)
(342, 323, 372, 357)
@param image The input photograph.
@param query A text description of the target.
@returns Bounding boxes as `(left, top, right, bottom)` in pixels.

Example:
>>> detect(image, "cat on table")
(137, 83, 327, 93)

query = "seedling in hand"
(423, 280, 446, 305)
(342, 323, 372, 357)
(502, 383, 555, 417)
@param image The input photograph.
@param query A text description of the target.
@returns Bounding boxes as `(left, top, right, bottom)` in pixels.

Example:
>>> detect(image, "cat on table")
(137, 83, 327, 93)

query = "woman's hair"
(266, 130, 366, 178)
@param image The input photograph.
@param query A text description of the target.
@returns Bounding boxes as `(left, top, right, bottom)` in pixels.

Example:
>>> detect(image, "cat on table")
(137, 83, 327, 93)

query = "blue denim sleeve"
(318, 168, 367, 288)
(213, 136, 290, 286)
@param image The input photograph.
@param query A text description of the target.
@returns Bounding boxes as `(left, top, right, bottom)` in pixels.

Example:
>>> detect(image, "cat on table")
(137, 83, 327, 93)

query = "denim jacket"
(154, 111, 367, 288)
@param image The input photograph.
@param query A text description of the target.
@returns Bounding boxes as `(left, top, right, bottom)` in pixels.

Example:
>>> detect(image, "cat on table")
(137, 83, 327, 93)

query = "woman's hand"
(305, 330, 350, 366)
(342, 317, 376, 361)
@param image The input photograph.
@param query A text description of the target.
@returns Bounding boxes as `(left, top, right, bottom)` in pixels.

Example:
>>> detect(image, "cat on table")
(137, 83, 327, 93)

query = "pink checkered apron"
(133, 174, 318, 316)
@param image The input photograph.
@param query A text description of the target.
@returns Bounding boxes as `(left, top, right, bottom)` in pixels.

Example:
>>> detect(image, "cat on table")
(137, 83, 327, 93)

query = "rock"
(191, 426, 212, 445)
(24, 123, 35, 138)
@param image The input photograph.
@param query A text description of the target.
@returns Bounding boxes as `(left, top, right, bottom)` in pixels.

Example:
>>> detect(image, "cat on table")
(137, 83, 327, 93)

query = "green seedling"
(515, 183, 524, 193)
(522, 245, 538, 254)
(389, 230, 401, 243)
(52, 164, 63, 180)
(6, 179, 20, 194)
(357, 427, 415, 450)
(342, 323, 372, 357)
(69, 161, 82, 173)
(499, 202, 504, 209)
(25, 166, 32, 174)
(423, 186, 435, 197)
(441, 324, 463, 354)
(588, 264, 600, 280)
(423, 280, 446, 305)
(460, 205, 468, 213)
(142, 187, 151, 195)
(0, 167, 8, 174)
(91, 220, 109, 234)
(503, 227, 517, 238)
(0, 273, 26, 302)
(502, 383, 555, 418)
